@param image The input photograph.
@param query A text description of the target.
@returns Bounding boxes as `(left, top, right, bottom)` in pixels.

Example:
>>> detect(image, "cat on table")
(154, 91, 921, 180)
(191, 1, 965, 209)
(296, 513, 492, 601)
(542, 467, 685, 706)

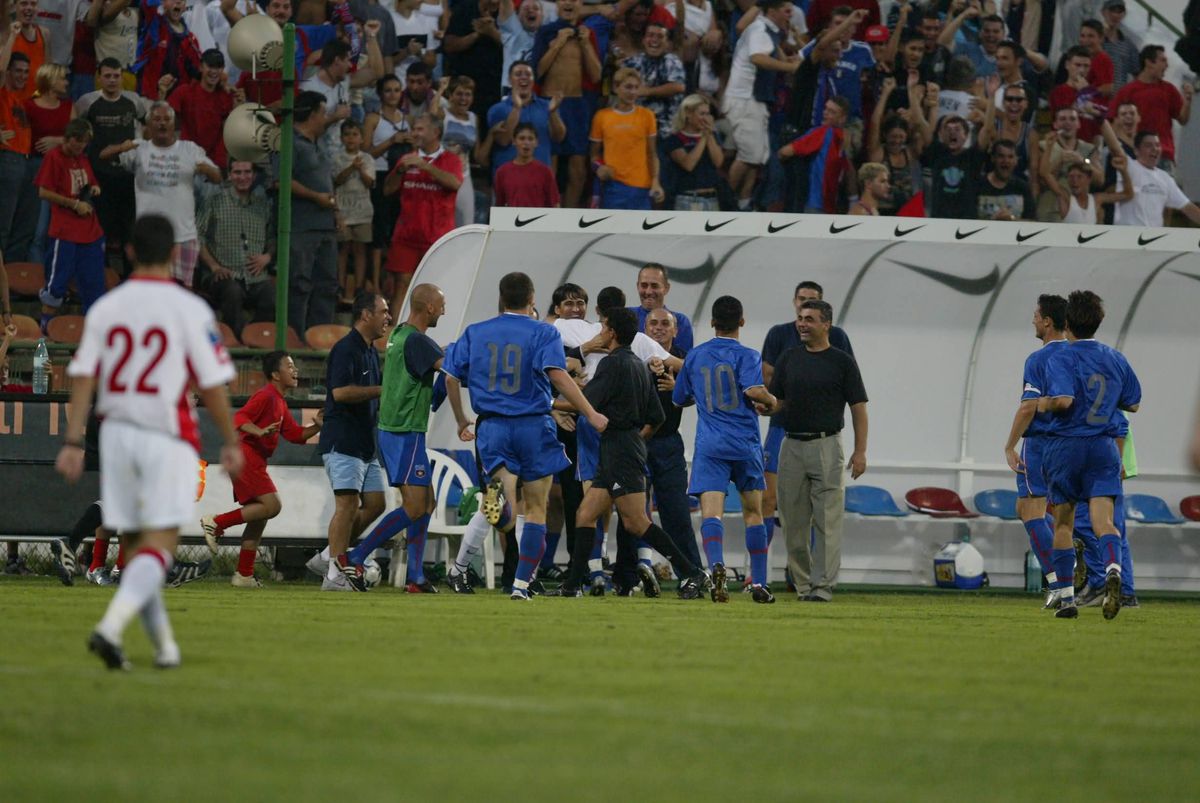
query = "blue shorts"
(377, 430, 431, 487)
(688, 447, 766, 496)
(575, 415, 600, 483)
(322, 451, 388, 494)
(553, 95, 592, 156)
(1015, 436, 1047, 498)
(600, 180, 651, 210)
(1042, 435, 1122, 506)
(763, 424, 785, 474)
(477, 414, 571, 482)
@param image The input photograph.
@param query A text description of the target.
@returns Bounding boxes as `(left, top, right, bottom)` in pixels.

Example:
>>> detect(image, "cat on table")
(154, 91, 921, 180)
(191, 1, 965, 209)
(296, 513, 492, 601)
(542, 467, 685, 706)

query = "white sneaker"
(306, 552, 330, 578)
(200, 516, 221, 554)
(154, 642, 182, 669)
(321, 573, 352, 591)
(231, 572, 262, 589)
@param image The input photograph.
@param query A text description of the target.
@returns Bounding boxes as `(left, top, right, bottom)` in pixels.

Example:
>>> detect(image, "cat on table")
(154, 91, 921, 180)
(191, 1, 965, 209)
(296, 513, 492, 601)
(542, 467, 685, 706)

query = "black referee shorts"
(593, 430, 649, 498)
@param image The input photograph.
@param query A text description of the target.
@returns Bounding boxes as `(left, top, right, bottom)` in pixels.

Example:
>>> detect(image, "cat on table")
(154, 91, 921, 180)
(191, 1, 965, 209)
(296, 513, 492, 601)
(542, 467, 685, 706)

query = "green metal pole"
(274, 24, 296, 351)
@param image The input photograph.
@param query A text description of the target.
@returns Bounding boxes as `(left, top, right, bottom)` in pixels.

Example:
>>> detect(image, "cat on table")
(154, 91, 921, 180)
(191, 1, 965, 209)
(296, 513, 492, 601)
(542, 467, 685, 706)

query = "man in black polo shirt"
(319, 292, 391, 591)
(766, 299, 868, 603)
(553, 308, 709, 600)
(612, 306, 703, 592)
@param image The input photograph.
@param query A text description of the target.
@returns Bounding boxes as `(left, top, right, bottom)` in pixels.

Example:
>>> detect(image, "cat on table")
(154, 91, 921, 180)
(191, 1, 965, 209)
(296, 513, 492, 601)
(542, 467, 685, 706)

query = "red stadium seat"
(240, 322, 303, 350)
(46, 314, 85, 345)
(1181, 496, 1200, 522)
(904, 487, 980, 518)
(305, 324, 349, 350)
(5, 262, 43, 298)
(8, 314, 42, 341)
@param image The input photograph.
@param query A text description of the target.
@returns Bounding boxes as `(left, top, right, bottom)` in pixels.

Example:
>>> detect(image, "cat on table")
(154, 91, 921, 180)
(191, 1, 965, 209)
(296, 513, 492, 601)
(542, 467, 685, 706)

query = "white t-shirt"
(300, 73, 351, 157)
(662, 0, 714, 40)
(1114, 159, 1192, 226)
(118, 139, 216, 243)
(726, 15, 779, 101)
(390, 5, 440, 84)
(553, 318, 669, 381)
(36, 0, 82, 66)
(500, 13, 537, 90)
(94, 4, 139, 69)
(68, 276, 235, 450)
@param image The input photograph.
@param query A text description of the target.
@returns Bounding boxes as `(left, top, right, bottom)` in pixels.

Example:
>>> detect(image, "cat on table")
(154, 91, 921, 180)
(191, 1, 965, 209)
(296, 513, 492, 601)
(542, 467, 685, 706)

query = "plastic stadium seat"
(1124, 494, 1185, 525)
(240, 322, 304, 350)
(217, 322, 240, 348)
(1181, 495, 1200, 523)
(9, 314, 42, 340)
(905, 487, 980, 518)
(5, 262, 43, 297)
(305, 324, 349, 350)
(845, 485, 908, 516)
(46, 314, 84, 344)
(973, 489, 1019, 520)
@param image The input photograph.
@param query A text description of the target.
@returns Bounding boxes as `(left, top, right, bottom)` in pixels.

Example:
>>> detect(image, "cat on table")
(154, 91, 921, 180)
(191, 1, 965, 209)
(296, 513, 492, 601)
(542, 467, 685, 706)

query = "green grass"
(4, 578, 1199, 802)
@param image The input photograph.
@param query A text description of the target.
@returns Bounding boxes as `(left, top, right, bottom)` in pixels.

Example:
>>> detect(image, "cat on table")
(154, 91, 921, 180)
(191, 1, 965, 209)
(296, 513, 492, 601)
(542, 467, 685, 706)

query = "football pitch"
(3, 579, 1198, 802)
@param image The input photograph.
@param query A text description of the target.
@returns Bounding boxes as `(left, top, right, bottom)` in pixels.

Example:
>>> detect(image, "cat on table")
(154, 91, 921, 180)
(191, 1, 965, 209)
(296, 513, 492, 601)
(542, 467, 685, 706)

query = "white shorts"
(721, 96, 770, 166)
(99, 420, 199, 532)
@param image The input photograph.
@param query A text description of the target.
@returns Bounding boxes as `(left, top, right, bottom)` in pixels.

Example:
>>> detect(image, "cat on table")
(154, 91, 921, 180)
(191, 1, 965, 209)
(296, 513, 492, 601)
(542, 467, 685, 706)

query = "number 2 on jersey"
(1085, 372, 1108, 425)
(107, 326, 168, 394)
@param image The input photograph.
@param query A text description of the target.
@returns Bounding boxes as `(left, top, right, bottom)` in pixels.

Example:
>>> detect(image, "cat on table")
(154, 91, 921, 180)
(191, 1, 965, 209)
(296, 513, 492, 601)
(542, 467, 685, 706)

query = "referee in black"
(765, 299, 868, 603)
(550, 308, 708, 599)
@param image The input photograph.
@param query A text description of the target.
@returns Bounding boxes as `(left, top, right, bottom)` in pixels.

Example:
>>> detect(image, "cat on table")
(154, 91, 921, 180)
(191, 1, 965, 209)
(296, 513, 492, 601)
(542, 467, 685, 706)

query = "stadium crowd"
(2, 0, 1200, 339)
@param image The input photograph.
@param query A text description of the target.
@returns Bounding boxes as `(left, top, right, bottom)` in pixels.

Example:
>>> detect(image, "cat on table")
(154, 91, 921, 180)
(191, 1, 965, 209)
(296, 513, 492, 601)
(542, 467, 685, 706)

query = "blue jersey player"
(673, 296, 779, 604)
(1040, 290, 1141, 620)
(444, 272, 609, 601)
(1002, 294, 1069, 609)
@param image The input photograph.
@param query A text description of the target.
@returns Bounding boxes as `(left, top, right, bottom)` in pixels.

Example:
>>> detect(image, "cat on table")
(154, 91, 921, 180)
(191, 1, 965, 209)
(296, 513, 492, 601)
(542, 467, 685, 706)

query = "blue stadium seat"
(973, 489, 1019, 520)
(1125, 494, 1186, 525)
(845, 485, 908, 516)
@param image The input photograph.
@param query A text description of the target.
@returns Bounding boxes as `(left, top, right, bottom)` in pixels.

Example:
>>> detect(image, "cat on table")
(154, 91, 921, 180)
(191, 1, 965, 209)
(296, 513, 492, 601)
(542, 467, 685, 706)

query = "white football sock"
(96, 551, 170, 644)
(452, 511, 491, 574)
(139, 587, 178, 660)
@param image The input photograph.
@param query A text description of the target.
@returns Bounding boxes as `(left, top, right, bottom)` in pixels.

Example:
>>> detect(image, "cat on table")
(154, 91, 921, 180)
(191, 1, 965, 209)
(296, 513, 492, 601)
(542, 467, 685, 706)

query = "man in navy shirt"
(319, 292, 390, 591)
(1040, 290, 1140, 620)
(761, 280, 853, 560)
(444, 272, 608, 600)
(801, 8, 876, 133)
(674, 295, 779, 604)
(486, 61, 566, 175)
(631, 263, 694, 354)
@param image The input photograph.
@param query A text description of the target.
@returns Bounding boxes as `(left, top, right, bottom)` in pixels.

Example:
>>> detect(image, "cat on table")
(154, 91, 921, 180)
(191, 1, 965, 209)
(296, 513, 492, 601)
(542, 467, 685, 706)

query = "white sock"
(327, 557, 341, 580)
(453, 511, 491, 574)
(1046, 571, 1058, 584)
(637, 547, 653, 564)
(514, 515, 525, 543)
(139, 587, 178, 658)
(320, 546, 330, 560)
(96, 551, 169, 644)
(1106, 564, 1121, 575)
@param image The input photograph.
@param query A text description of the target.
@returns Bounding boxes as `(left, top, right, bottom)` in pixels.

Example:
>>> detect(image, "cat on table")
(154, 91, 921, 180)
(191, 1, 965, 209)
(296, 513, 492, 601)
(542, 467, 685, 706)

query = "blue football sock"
(539, 531, 560, 569)
(1079, 530, 1104, 589)
(745, 523, 768, 586)
(701, 517, 724, 568)
(406, 514, 431, 582)
(1023, 517, 1054, 578)
(1119, 510, 1135, 595)
(764, 516, 775, 547)
(1098, 533, 1123, 574)
(348, 507, 412, 564)
(513, 522, 546, 589)
(1051, 548, 1075, 593)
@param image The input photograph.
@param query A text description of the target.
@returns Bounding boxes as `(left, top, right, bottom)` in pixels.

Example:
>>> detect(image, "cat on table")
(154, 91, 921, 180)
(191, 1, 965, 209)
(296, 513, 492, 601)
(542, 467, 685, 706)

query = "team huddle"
(53, 213, 1138, 671)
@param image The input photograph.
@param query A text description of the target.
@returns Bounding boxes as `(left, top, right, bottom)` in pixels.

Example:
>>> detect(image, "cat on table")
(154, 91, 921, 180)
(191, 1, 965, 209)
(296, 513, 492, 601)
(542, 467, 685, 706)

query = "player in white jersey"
(56, 215, 243, 671)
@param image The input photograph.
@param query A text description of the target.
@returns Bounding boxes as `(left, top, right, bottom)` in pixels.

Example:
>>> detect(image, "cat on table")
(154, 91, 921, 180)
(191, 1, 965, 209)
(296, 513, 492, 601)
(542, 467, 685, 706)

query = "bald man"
(346, 283, 449, 592)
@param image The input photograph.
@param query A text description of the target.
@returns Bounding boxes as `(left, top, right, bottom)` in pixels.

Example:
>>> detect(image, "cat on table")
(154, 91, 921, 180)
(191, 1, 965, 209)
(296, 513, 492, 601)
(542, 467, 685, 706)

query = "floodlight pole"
(274, 24, 296, 351)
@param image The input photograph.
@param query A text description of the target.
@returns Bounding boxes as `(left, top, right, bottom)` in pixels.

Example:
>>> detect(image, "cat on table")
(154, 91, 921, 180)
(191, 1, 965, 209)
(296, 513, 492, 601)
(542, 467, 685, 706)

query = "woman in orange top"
(8, 0, 49, 101)
(589, 67, 664, 210)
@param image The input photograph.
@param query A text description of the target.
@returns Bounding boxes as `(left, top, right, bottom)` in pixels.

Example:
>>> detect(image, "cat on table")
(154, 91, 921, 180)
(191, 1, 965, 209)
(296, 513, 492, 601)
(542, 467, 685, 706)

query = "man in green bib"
(347, 284, 447, 592)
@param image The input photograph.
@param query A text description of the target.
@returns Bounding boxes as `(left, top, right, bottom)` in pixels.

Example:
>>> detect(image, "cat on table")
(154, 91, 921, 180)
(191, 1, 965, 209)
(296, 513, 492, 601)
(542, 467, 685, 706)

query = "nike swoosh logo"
(767, 220, 799, 234)
(1077, 231, 1106, 244)
(704, 219, 734, 232)
(890, 259, 1001, 295)
(514, 213, 546, 227)
(1137, 232, 1167, 246)
(578, 215, 610, 228)
(955, 227, 985, 240)
(829, 221, 861, 234)
(641, 217, 672, 230)
(1015, 229, 1045, 243)
(599, 252, 718, 286)
(894, 224, 924, 237)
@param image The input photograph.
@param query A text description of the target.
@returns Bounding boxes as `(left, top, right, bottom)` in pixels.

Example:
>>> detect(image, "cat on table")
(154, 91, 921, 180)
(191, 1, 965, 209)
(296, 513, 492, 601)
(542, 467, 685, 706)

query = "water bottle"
(32, 337, 49, 394)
